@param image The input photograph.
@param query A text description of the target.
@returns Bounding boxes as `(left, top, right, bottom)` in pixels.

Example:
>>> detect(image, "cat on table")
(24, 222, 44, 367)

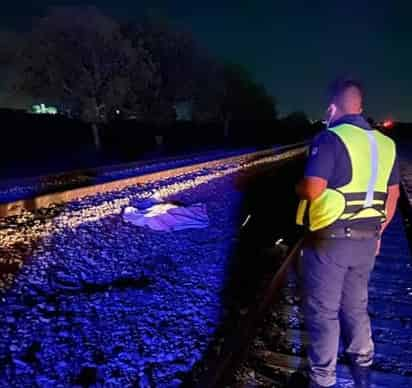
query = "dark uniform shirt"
(304, 114, 400, 229)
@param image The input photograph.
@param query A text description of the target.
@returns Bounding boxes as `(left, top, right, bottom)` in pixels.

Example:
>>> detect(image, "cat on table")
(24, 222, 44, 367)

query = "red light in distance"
(383, 120, 394, 128)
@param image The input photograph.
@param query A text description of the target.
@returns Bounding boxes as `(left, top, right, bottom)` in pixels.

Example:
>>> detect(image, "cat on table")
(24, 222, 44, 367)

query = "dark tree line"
(0, 5, 316, 151)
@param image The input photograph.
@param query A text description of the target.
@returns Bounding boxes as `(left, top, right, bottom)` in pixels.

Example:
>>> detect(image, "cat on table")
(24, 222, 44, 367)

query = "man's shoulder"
(311, 129, 343, 150)
(374, 129, 397, 149)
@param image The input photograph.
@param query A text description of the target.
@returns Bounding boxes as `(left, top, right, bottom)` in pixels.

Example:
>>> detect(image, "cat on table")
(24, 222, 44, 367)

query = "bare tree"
(124, 20, 202, 123)
(0, 30, 23, 67)
(14, 6, 154, 149)
(192, 57, 225, 122)
(0, 30, 28, 109)
(221, 63, 277, 137)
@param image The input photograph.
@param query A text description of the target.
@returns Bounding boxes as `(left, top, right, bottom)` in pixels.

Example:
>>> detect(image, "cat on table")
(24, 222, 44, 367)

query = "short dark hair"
(327, 77, 363, 104)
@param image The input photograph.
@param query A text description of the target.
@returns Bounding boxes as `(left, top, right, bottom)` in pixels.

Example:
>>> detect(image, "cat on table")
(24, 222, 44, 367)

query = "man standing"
(295, 78, 400, 387)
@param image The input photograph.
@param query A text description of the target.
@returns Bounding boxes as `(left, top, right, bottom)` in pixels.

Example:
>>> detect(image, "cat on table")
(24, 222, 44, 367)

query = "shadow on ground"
(184, 154, 306, 387)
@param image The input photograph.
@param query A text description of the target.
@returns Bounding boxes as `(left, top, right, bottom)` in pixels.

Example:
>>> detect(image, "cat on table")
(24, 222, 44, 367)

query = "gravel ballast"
(0, 148, 304, 387)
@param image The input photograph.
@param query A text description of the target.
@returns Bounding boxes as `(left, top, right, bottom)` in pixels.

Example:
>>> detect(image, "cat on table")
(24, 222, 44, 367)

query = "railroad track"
(0, 143, 306, 218)
(0, 143, 307, 387)
(194, 238, 304, 388)
(197, 193, 412, 387)
(3, 143, 410, 388)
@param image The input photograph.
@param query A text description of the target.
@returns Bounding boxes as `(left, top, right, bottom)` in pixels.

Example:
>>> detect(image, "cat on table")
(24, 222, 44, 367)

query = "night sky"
(1, 1, 411, 121)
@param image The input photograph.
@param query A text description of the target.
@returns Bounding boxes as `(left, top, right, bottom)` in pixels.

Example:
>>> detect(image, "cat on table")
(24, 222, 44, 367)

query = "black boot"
(349, 364, 371, 388)
(286, 371, 335, 388)
(286, 371, 310, 388)
(347, 353, 372, 388)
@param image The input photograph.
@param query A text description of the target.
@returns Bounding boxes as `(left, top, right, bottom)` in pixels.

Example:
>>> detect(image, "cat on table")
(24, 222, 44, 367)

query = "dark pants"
(299, 236, 378, 387)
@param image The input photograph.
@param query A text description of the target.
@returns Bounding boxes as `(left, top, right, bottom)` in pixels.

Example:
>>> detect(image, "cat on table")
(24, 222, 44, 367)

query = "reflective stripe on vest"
(365, 130, 379, 207)
(296, 124, 396, 231)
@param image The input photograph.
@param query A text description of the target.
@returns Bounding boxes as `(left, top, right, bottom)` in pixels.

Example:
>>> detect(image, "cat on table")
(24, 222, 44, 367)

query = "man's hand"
(296, 177, 328, 201)
(380, 184, 400, 234)
(375, 184, 399, 257)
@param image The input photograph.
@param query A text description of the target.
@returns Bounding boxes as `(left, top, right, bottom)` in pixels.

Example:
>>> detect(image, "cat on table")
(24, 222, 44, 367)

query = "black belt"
(309, 226, 381, 240)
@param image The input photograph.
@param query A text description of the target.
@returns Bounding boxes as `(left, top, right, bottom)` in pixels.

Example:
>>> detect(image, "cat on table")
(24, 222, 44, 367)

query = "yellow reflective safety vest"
(296, 124, 396, 231)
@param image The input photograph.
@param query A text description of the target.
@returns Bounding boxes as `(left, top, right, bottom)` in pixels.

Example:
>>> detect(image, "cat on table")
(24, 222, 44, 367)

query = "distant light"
(32, 104, 58, 115)
(383, 120, 394, 129)
(275, 238, 284, 246)
(116, 109, 120, 115)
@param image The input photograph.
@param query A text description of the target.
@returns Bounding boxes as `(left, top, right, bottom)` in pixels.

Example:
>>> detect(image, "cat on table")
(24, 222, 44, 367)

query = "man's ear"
(327, 104, 337, 118)
(326, 104, 337, 128)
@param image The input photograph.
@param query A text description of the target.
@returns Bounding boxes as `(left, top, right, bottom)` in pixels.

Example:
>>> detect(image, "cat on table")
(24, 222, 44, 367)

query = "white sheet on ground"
(122, 202, 209, 232)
